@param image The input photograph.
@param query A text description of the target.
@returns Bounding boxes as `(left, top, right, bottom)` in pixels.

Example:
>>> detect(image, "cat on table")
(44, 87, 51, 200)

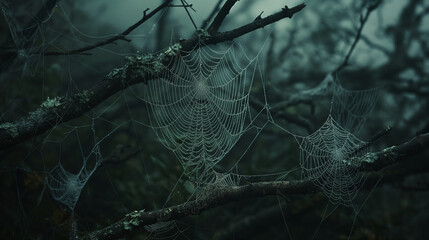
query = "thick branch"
(360, 132, 429, 171)
(0, 3, 306, 151)
(84, 131, 429, 240)
(206, 0, 238, 33)
(83, 180, 317, 240)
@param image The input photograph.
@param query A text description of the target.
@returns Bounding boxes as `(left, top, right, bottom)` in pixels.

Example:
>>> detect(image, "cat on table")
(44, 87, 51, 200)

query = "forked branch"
(0, 2, 306, 151)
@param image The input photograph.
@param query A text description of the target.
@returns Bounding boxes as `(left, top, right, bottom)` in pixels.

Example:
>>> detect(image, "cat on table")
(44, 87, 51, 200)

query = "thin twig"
(180, 0, 197, 30)
(350, 126, 393, 157)
(101, 145, 142, 166)
(0, 0, 60, 72)
(168, 4, 192, 8)
(334, 0, 381, 73)
(368, 125, 393, 144)
(44, 0, 172, 55)
(182, 0, 196, 12)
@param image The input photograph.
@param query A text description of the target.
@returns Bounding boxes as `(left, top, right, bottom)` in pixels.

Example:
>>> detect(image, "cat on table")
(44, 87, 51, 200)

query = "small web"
(297, 115, 368, 205)
(330, 77, 380, 134)
(295, 74, 380, 205)
(47, 149, 102, 211)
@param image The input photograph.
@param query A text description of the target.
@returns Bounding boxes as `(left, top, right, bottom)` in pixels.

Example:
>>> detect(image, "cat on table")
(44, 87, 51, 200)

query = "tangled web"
(142, 40, 261, 178)
(47, 151, 102, 211)
(45, 120, 122, 212)
(0, 0, 49, 74)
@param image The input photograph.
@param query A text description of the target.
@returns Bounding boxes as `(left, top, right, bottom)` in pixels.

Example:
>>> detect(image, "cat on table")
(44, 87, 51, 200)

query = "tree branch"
(206, 0, 238, 33)
(44, 0, 172, 56)
(201, 3, 306, 46)
(271, 73, 334, 111)
(83, 131, 429, 240)
(334, 0, 381, 73)
(83, 180, 317, 240)
(0, 3, 306, 151)
(180, 0, 197, 30)
(360, 132, 429, 171)
(201, 0, 224, 29)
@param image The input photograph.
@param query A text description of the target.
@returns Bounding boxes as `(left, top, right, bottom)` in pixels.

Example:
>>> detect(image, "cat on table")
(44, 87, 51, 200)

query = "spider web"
(0, 0, 50, 75)
(297, 114, 368, 205)
(47, 143, 102, 211)
(139, 40, 263, 181)
(296, 75, 380, 205)
(0, 0, 389, 239)
(331, 79, 380, 134)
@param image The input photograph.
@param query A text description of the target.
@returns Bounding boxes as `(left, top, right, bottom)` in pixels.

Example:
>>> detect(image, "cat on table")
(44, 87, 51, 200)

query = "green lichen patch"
(382, 145, 396, 153)
(75, 90, 92, 104)
(41, 97, 62, 108)
(29, 108, 45, 123)
(123, 210, 145, 230)
(197, 29, 210, 40)
(126, 209, 145, 218)
(106, 67, 124, 80)
(164, 208, 172, 215)
(123, 221, 132, 231)
(108, 42, 185, 83)
(157, 43, 182, 61)
(360, 152, 377, 163)
(123, 218, 140, 230)
(107, 43, 183, 84)
(346, 152, 377, 166)
(167, 43, 182, 56)
(0, 122, 19, 138)
(30, 96, 64, 123)
(381, 145, 396, 159)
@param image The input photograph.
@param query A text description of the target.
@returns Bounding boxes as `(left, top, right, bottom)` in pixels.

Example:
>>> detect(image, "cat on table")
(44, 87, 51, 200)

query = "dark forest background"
(1, 0, 428, 239)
